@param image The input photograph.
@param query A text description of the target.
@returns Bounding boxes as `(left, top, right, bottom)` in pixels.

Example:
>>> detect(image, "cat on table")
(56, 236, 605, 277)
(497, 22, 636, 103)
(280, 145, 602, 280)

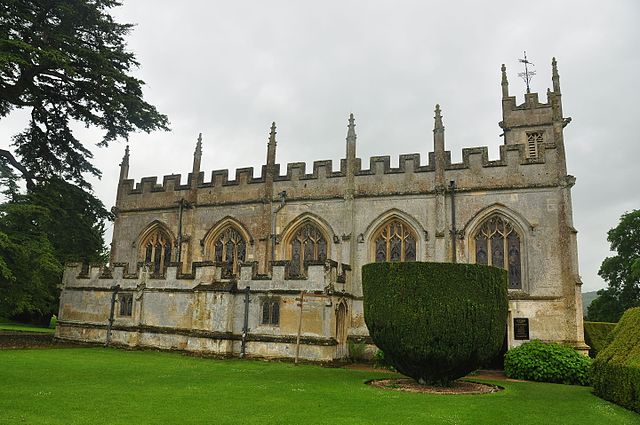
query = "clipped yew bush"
(583, 321, 616, 358)
(504, 340, 592, 386)
(592, 307, 640, 413)
(362, 262, 508, 386)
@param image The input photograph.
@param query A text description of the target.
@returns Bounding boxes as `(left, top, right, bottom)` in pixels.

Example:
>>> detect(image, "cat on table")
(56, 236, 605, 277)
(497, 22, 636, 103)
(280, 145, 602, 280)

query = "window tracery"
(474, 215, 522, 289)
(288, 222, 327, 277)
(141, 228, 173, 277)
(373, 219, 417, 262)
(212, 226, 246, 278)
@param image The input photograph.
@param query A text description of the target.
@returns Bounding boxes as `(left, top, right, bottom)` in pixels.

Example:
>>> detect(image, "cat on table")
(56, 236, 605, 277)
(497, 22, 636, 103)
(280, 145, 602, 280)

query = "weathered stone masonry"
(56, 59, 589, 360)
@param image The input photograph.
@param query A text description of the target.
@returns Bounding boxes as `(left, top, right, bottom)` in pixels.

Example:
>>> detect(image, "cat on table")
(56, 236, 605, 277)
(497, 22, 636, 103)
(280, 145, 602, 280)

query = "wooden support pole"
(295, 291, 304, 365)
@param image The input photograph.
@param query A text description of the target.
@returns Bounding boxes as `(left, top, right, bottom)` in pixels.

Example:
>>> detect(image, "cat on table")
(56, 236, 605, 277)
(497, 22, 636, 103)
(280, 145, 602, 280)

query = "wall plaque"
(514, 318, 530, 340)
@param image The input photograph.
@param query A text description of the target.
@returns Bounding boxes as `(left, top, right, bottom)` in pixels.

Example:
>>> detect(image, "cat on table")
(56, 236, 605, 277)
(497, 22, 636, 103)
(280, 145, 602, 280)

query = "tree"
(362, 262, 508, 386)
(0, 202, 62, 320)
(0, 0, 169, 188)
(588, 210, 640, 322)
(0, 1, 166, 321)
(0, 177, 110, 321)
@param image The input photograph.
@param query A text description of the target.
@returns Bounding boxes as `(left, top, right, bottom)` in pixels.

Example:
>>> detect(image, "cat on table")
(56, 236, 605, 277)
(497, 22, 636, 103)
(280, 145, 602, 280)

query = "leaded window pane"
(145, 244, 153, 263)
(291, 239, 301, 276)
(164, 244, 172, 266)
(289, 223, 327, 277)
(390, 235, 402, 262)
(318, 239, 327, 261)
(262, 302, 270, 324)
(508, 232, 522, 289)
(373, 220, 417, 262)
(491, 234, 504, 269)
(139, 226, 173, 277)
(153, 241, 162, 274)
(474, 215, 522, 290)
(211, 226, 246, 278)
(375, 238, 386, 262)
(237, 241, 246, 263)
(405, 236, 416, 261)
(215, 241, 223, 262)
(476, 234, 488, 265)
(304, 239, 314, 264)
(271, 301, 279, 325)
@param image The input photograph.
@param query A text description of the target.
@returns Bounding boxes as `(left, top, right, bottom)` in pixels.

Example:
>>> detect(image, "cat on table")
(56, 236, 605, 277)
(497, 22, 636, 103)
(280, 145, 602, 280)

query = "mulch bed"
(0, 331, 85, 349)
(367, 378, 503, 394)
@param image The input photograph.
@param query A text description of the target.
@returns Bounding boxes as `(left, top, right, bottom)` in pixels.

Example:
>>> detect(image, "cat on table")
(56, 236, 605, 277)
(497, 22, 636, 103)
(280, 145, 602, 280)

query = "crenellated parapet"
(116, 142, 562, 210)
(113, 58, 570, 211)
(63, 259, 352, 294)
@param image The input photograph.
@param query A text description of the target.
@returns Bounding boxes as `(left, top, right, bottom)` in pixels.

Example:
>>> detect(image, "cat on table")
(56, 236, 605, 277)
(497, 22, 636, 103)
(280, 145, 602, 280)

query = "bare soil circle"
(367, 378, 503, 395)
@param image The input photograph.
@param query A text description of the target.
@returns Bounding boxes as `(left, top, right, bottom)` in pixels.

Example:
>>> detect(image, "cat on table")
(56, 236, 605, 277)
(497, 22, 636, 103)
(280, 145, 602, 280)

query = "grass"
(0, 348, 638, 425)
(0, 323, 55, 333)
(0, 318, 55, 333)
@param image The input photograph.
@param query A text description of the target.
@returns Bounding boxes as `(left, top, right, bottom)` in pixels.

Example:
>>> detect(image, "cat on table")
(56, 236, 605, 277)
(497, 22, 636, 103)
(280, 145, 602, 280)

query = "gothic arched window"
(212, 226, 246, 278)
(288, 222, 328, 277)
(474, 215, 522, 289)
(373, 219, 417, 262)
(140, 227, 173, 277)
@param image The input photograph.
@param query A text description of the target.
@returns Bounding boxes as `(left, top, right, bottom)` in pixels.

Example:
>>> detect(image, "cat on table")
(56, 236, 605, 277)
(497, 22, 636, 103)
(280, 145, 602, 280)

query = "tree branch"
(0, 149, 35, 189)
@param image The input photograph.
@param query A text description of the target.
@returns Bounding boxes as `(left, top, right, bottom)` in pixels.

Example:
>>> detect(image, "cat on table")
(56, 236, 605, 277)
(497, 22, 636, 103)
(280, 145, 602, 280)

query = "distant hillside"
(582, 291, 600, 316)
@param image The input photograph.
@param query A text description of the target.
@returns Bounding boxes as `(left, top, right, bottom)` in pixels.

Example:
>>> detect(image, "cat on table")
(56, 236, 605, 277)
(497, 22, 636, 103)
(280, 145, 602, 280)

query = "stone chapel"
(56, 59, 589, 360)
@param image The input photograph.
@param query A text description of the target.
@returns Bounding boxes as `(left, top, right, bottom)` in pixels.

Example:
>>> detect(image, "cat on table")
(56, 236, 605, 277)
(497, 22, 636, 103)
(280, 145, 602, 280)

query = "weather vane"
(518, 51, 536, 94)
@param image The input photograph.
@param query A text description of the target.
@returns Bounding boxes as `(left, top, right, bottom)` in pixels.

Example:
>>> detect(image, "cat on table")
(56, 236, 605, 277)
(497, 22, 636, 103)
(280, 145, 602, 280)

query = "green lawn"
(0, 348, 637, 425)
(0, 317, 55, 333)
(0, 323, 55, 333)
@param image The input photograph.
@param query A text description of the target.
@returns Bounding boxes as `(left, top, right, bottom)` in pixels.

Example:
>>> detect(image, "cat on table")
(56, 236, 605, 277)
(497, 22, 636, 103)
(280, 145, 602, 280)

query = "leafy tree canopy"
(588, 210, 640, 322)
(0, 177, 110, 320)
(0, 0, 169, 188)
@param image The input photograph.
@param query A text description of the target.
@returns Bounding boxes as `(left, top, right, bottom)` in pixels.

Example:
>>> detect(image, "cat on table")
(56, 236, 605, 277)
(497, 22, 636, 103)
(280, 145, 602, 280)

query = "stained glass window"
(212, 226, 246, 278)
(288, 223, 327, 277)
(140, 228, 172, 277)
(373, 220, 417, 263)
(474, 216, 522, 289)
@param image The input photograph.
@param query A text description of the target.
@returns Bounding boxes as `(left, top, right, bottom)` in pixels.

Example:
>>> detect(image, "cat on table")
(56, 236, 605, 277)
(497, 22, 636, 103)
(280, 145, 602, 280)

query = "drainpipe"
(105, 284, 120, 347)
(271, 191, 287, 262)
(449, 180, 457, 263)
(240, 286, 250, 358)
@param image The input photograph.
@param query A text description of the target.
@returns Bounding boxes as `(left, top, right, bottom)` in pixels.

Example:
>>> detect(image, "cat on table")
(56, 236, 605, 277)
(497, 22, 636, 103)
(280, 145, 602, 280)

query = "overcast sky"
(2, 0, 639, 292)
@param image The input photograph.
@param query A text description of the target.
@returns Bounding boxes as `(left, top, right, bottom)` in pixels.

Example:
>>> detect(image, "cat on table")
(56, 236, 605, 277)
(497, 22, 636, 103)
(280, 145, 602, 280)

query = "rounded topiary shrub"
(504, 340, 592, 386)
(362, 262, 508, 386)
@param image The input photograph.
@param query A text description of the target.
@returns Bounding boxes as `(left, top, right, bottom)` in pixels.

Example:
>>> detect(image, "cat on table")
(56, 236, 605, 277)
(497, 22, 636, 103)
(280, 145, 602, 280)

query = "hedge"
(362, 262, 508, 386)
(591, 307, 640, 413)
(583, 321, 616, 358)
(504, 340, 592, 386)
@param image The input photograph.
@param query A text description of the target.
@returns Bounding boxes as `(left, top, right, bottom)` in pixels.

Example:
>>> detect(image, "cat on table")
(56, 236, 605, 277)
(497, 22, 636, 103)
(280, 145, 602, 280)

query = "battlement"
(116, 139, 561, 209)
(64, 259, 351, 294)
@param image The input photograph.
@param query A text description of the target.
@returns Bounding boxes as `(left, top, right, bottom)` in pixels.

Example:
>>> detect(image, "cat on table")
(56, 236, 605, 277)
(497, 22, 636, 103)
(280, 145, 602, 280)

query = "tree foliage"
(362, 262, 508, 386)
(588, 210, 640, 322)
(0, 0, 169, 187)
(0, 177, 110, 320)
(0, 1, 167, 322)
(591, 307, 640, 413)
(0, 202, 62, 319)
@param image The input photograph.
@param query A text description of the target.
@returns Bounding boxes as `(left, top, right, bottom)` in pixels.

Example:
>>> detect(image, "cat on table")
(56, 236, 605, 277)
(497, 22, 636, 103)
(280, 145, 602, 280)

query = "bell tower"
(499, 57, 571, 168)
